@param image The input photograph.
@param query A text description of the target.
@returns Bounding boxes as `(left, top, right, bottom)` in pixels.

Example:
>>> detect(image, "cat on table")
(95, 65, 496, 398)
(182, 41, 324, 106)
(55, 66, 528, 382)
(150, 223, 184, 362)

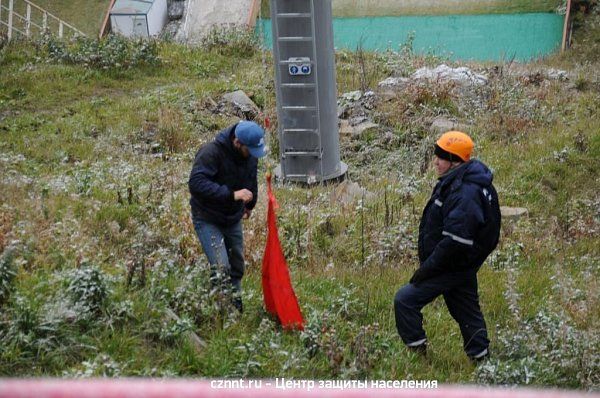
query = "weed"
(233, 318, 281, 377)
(159, 317, 194, 345)
(156, 106, 191, 153)
(64, 263, 109, 317)
(65, 353, 125, 378)
(39, 34, 160, 70)
(474, 309, 599, 389)
(345, 323, 388, 378)
(0, 249, 16, 307)
(200, 26, 259, 58)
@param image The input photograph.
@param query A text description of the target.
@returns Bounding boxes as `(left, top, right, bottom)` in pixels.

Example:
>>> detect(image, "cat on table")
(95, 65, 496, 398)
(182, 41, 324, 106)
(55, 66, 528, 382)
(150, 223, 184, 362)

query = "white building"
(110, 0, 168, 38)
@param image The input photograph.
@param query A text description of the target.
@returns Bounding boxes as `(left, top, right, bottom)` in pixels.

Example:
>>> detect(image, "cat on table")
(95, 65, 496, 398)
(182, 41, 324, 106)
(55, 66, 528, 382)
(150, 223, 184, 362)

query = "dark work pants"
(393, 271, 489, 357)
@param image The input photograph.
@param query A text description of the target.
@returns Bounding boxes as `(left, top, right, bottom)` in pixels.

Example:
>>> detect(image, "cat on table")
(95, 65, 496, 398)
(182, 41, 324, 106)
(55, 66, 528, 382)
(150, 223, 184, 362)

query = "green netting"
(257, 13, 564, 61)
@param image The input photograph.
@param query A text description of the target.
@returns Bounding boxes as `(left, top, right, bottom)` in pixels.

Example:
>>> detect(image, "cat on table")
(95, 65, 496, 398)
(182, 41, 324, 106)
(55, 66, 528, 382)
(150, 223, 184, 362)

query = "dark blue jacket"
(417, 160, 501, 279)
(188, 124, 258, 226)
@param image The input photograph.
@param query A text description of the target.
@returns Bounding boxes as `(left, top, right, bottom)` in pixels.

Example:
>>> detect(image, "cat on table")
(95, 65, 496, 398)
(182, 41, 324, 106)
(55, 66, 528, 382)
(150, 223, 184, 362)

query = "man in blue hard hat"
(189, 121, 266, 312)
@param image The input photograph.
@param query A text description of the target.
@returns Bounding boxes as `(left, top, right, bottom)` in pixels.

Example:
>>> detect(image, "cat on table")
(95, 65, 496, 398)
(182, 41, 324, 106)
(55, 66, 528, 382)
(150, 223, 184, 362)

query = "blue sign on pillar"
(288, 57, 311, 76)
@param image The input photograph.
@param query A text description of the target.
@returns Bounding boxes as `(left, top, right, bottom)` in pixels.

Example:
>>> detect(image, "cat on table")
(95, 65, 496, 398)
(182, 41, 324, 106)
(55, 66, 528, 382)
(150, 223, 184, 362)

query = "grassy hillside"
(0, 10, 599, 388)
(9, 0, 111, 37)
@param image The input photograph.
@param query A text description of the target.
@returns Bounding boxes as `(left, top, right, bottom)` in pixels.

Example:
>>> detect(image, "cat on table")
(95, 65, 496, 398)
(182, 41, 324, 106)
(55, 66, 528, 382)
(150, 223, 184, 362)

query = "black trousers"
(393, 270, 489, 357)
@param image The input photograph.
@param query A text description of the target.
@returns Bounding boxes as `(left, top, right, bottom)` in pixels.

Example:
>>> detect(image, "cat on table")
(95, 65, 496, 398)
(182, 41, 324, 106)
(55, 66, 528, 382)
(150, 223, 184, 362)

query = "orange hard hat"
(435, 131, 474, 162)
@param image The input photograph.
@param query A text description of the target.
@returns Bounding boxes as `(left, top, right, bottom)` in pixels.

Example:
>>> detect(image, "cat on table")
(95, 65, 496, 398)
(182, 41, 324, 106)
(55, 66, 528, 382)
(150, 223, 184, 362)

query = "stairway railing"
(0, 0, 86, 41)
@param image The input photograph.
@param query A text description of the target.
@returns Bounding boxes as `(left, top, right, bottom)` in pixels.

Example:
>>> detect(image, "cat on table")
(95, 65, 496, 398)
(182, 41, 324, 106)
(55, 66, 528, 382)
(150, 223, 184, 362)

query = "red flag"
(261, 174, 304, 330)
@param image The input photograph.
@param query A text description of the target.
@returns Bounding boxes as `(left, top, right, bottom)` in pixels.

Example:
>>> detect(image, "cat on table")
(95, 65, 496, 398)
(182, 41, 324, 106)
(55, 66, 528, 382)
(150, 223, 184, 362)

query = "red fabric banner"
(261, 174, 304, 330)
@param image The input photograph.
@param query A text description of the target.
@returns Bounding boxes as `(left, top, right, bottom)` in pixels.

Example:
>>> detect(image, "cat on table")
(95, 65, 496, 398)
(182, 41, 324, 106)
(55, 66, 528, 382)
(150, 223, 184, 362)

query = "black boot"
(469, 348, 490, 363)
(233, 296, 243, 314)
(408, 342, 427, 356)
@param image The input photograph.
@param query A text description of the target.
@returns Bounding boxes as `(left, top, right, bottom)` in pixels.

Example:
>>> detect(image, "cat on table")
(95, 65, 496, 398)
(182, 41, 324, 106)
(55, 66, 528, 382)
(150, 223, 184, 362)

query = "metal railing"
(0, 0, 85, 41)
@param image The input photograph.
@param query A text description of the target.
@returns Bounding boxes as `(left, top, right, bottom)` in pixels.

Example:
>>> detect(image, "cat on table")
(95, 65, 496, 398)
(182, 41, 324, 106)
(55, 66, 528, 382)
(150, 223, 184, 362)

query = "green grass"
(0, 10, 599, 388)
(261, 0, 562, 17)
(31, 0, 109, 37)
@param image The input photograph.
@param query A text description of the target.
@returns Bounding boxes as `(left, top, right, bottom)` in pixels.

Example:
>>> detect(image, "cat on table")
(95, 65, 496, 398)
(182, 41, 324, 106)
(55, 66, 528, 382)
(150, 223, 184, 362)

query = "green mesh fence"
(258, 13, 564, 61)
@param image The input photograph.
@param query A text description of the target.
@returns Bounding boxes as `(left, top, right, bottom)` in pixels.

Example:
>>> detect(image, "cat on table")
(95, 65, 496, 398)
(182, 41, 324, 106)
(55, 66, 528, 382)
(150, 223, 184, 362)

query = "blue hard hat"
(235, 121, 266, 158)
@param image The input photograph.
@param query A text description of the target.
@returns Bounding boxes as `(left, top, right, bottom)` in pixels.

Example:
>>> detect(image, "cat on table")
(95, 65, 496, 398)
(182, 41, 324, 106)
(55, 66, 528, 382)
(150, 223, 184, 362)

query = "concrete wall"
(148, 0, 168, 36)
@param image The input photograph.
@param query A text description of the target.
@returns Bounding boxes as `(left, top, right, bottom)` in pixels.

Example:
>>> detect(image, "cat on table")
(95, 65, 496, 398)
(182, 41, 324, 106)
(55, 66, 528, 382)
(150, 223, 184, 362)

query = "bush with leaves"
(149, 261, 238, 330)
(474, 309, 600, 389)
(64, 264, 109, 317)
(0, 249, 16, 307)
(65, 353, 124, 378)
(40, 34, 160, 70)
(159, 316, 194, 345)
(233, 318, 282, 377)
(0, 295, 81, 370)
(200, 25, 259, 57)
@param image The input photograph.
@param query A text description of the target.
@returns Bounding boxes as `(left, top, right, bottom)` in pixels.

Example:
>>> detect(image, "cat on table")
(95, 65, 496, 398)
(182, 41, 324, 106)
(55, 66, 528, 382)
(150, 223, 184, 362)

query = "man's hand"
(234, 189, 253, 203)
(243, 208, 252, 219)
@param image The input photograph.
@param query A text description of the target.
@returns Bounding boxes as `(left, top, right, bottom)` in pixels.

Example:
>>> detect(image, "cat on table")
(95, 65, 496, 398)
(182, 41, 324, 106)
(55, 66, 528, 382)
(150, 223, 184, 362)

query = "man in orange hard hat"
(393, 131, 501, 361)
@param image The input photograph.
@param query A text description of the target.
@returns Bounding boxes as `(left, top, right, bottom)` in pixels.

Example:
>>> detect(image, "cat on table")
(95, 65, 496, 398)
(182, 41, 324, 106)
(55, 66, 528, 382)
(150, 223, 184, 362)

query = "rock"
(353, 121, 379, 136)
(413, 64, 488, 86)
(162, 21, 181, 40)
(378, 77, 410, 100)
(349, 115, 368, 126)
(500, 206, 529, 220)
(429, 116, 472, 135)
(221, 90, 259, 119)
(547, 69, 569, 81)
(330, 180, 374, 205)
(337, 104, 348, 119)
(338, 119, 379, 137)
(341, 90, 363, 102)
(378, 77, 410, 88)
(168, 1, 184, 20)
(339, 119, 354, 135)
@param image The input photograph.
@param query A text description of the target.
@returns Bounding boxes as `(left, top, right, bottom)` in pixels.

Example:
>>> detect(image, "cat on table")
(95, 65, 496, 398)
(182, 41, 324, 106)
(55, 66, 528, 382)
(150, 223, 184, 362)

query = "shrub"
(0, 295, 80, 368)
(474, 309, 600, 389)
(65, 264, 109, 316)
(200, 25, 259, 57)
(156, 106, 191, 153)
(233, 318, 281, 377)
(0, 249, 16, 307)
(39, 34, 160, 70)
(149, 261, 238, 331)
(65, 353, 124, 378)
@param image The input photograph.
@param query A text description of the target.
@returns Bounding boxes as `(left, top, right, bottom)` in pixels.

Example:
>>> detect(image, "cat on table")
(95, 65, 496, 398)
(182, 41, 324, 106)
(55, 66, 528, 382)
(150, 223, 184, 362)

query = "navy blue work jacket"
(188, 124, 258, 226)
(417, 160, 501, 277)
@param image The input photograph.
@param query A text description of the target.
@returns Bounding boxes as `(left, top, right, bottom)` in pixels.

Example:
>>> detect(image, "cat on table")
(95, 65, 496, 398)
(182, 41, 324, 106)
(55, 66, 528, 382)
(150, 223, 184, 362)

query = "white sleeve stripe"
(473, 348, 489, 359)
(434, 199, 443, 207)
(442, 231, 474, 245)
(407, 338, 427, 347)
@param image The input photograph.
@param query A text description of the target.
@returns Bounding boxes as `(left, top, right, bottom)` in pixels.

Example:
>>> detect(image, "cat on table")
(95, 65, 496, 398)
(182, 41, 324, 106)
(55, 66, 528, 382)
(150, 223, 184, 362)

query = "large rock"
(413, 64, 488, 86)
(429, 116, 472, 135)
(339, 119, 379, 137)
(546, 69, 569, 81)
(221, 90, 259, 119)
(340, 90, 363, 102)
(500, 206, 529, 220)
(378, 76, 410, 88)
(377, 77, 410, 100)
(330, 180, 374, 205)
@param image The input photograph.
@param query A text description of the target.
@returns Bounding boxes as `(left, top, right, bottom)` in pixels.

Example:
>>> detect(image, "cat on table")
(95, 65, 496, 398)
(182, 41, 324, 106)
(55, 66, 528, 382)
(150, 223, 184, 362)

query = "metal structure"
(270, 0, 347, 184)
(109, 0, 168, 38)
(0, 0, 85, 40)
